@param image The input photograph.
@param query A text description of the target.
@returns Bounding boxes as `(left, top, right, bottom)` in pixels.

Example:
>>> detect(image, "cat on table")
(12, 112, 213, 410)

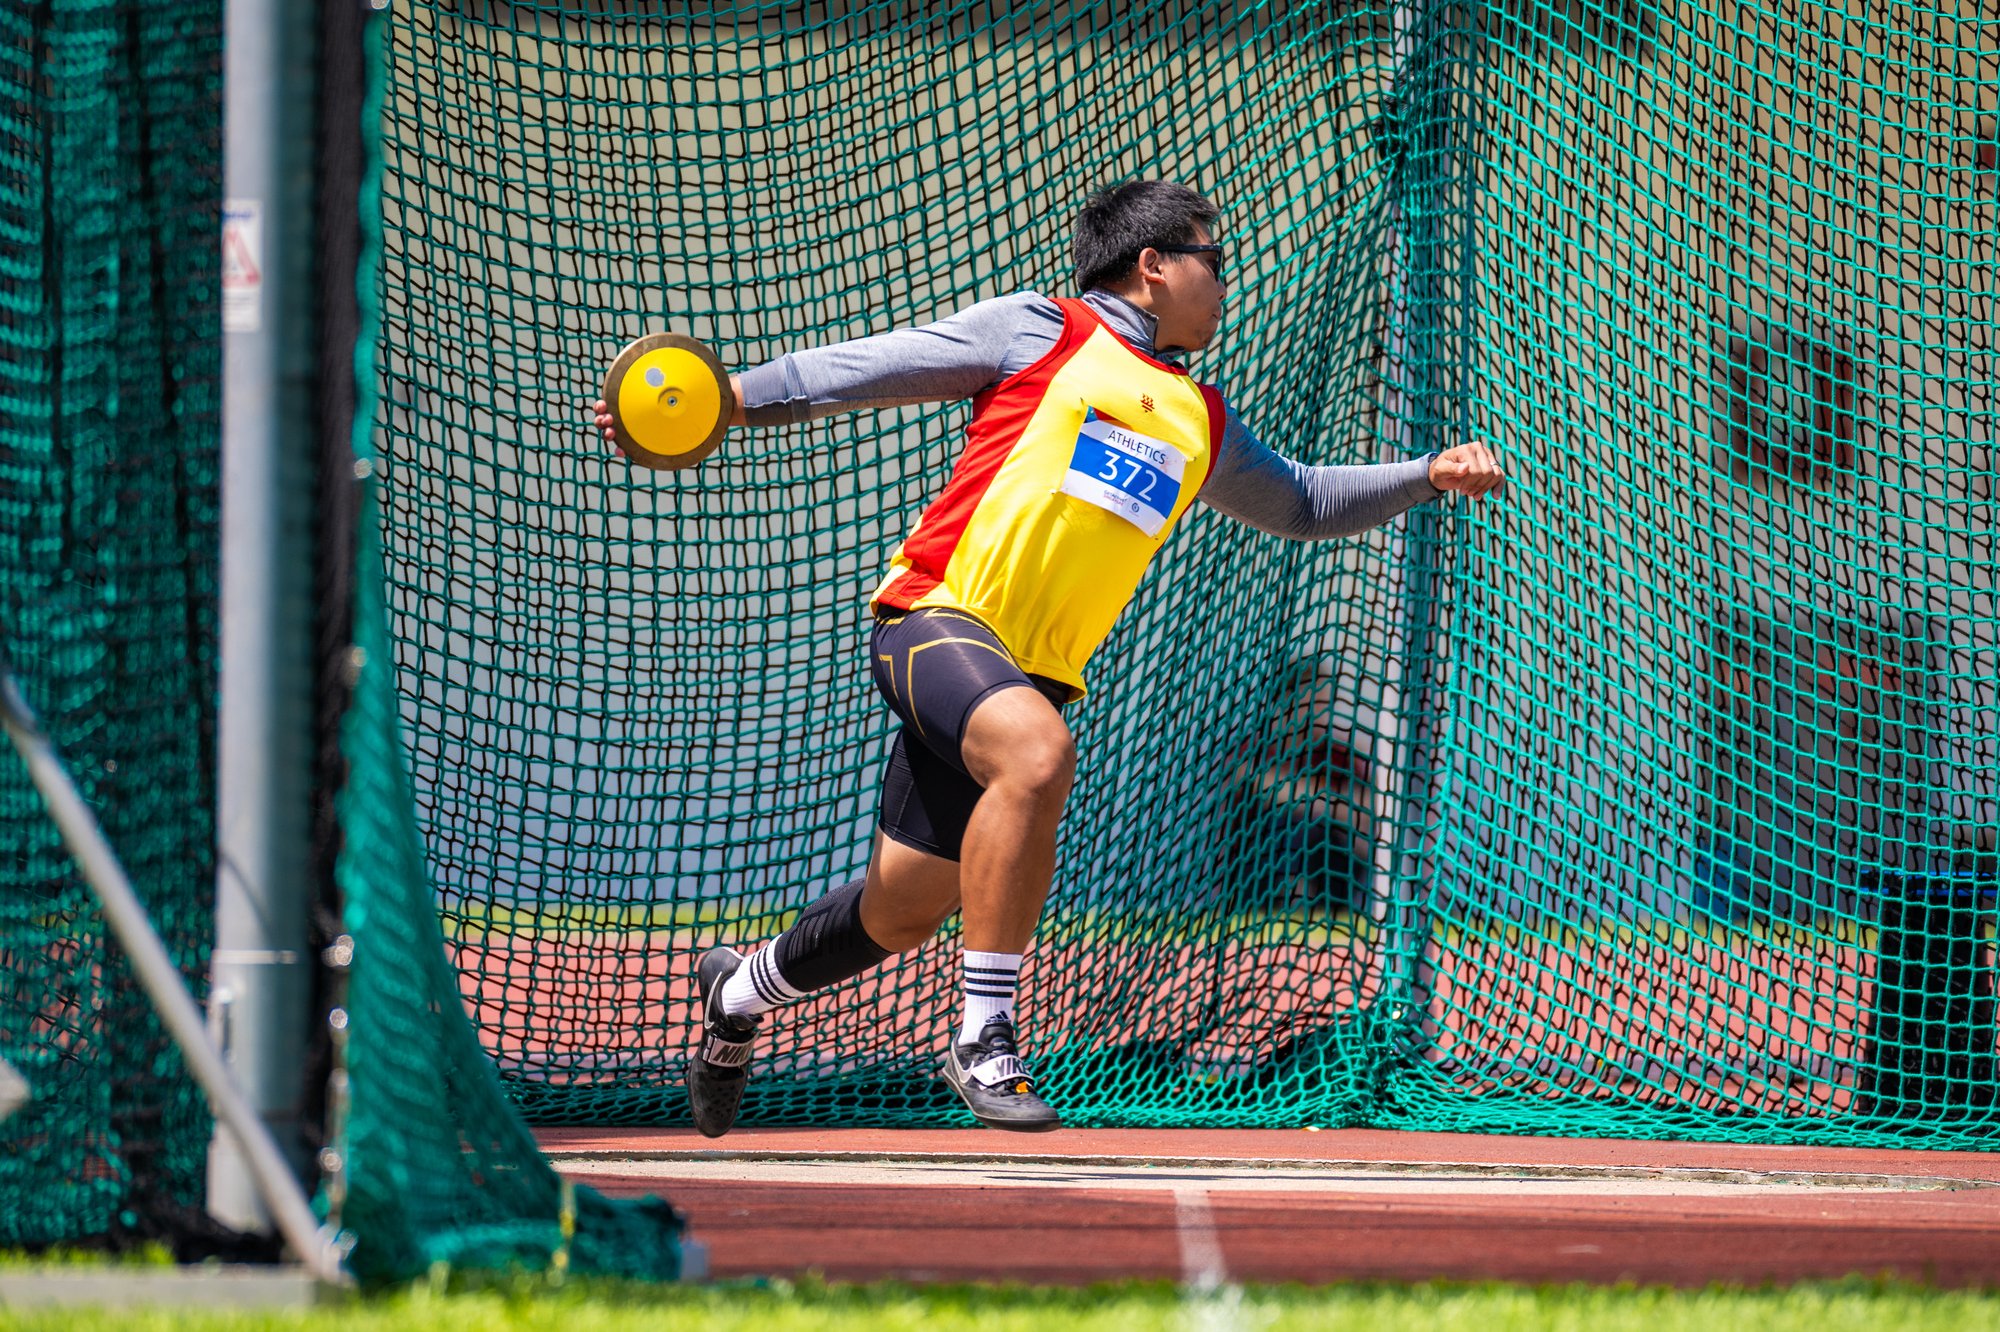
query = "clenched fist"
(1428, 442, 1505, 500)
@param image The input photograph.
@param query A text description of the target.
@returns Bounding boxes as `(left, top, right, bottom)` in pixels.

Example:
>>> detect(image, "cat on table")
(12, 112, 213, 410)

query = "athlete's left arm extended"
(732, 292, 1061, 426)
(1200, 405, 1502, 539)
(594, 293, 1061, 437)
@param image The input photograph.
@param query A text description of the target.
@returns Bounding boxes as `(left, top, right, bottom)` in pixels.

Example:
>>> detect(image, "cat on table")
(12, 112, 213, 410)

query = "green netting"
(328, 0, 696, 1280)
(334, 493, 687, 1280)
(0, 0, 682, 1277)
(332, 8, 688, 1281)
(362, 0, 1995, 1146)
(0, 0, 226, 1247)
(1373, 0, 1998, 1141)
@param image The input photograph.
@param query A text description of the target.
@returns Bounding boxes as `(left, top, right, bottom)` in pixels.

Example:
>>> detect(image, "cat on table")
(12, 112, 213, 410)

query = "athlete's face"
(1150, 223, 1226, 352)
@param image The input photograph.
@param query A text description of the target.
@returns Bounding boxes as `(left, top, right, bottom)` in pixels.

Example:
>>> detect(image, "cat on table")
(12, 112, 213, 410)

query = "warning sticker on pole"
(0, 1055, 26, 1126)
(222, 199, 263, 333)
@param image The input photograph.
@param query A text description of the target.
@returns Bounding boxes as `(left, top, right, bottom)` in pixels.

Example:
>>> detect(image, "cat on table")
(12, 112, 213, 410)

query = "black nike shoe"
(686, 946, 758, 1138)
(940, 1018, 1062, 1132)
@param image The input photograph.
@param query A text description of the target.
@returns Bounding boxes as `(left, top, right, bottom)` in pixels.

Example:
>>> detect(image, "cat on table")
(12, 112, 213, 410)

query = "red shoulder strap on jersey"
(970, 296, 1090, 414)
(1198, 383, 1227, 491)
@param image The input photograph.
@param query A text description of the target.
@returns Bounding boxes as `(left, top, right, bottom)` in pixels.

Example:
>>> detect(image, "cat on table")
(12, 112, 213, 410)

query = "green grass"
(1, 1273, 1996, 1331)
(0, 1246, 175, 1270)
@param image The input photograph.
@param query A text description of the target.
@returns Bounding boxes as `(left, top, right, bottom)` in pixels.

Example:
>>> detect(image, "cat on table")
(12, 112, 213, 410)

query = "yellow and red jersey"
(872, 297, 1225, 695)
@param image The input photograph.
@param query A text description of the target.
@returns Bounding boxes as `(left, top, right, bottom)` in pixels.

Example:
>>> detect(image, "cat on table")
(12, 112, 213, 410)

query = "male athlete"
(591, 181, 1504, 1135)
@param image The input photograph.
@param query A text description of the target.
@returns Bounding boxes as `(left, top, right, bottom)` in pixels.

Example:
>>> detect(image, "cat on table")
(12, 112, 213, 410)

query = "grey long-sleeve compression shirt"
(735, 289, 1443, 540)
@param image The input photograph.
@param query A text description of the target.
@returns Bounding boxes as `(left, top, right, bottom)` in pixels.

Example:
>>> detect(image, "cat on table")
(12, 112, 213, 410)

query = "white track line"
(551, 1157, 1945, 1197)
(1174, 1184, 1246, 1332)
(1174, 1184, 1227, 1292)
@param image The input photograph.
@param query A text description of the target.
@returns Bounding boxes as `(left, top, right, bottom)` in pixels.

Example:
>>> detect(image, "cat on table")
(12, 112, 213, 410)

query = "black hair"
(1071, 180, 1220, 292)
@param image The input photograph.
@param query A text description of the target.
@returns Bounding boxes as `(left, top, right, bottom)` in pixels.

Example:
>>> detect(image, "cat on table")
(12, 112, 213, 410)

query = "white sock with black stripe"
(718, 945, 805, 1022)
(959, 950, 1023, 1045)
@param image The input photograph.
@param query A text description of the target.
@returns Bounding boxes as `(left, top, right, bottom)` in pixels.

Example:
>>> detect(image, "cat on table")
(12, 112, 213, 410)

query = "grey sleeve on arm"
(734, 291, 1063, 427)
(1201, 404, 1442, 540)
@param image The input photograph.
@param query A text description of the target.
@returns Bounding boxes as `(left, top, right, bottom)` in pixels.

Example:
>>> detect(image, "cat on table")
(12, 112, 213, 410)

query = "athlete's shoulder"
(950, 289, 1056, 314)
(929, 289, 1061, 336)
(939, 291, 1068, 382)
(978, 289, 1063, 322)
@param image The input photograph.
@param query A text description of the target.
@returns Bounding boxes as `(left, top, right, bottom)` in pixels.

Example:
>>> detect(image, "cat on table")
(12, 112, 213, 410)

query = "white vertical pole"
(213, 0, 316, 1233)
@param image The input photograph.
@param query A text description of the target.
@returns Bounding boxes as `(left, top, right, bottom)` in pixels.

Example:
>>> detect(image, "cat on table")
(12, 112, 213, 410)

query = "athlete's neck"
(1079, 289, 1177, 361)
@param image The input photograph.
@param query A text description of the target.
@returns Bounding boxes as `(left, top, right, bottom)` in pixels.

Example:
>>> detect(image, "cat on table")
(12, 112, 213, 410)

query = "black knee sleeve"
(772, 878, 891, 993)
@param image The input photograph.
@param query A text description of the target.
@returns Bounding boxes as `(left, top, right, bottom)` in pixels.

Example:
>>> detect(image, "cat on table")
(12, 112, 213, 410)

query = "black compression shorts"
(869, 606, 1068, 862)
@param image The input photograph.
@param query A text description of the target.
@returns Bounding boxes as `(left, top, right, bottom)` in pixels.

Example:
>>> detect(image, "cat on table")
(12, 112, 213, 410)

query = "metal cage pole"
(212, 0, 320, 1234)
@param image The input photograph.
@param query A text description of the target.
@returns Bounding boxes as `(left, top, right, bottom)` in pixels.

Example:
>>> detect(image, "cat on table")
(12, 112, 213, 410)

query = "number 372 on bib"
(1058, 408, 1187, 538)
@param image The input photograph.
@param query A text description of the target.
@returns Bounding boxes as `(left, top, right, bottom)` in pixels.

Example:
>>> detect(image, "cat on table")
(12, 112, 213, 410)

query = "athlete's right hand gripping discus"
(600, 333, 735, 471)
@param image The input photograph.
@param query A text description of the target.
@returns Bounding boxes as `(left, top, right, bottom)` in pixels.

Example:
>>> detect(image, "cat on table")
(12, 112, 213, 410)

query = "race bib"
(1058, 409, 1186, 537)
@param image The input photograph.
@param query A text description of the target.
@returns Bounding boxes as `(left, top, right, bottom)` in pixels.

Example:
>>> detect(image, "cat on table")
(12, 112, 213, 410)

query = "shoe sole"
(940, 1053, 1063, 1133)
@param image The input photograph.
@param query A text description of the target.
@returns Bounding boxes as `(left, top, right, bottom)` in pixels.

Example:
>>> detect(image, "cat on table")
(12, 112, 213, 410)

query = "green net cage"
(0, 0, 687, 1279)
(362, 0, 1995, 1145)
(0, 0, 226, 1249)
(5, 0, 1995, 1282)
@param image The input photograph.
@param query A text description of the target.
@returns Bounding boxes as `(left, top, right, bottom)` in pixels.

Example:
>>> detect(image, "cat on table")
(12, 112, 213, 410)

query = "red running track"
(539, 1126, 2000, 1288)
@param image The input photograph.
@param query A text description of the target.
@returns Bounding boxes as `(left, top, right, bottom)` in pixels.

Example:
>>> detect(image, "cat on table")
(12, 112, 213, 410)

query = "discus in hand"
(600, 333, 734, 471)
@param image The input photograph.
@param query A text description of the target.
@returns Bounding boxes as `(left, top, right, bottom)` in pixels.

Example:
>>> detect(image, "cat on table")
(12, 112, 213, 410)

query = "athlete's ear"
(1134, 246, 1169, 288)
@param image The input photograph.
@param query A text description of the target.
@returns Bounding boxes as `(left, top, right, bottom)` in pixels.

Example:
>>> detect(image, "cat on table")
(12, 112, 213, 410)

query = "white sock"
(718, 945, 804, 1022)
(959, 950, 1023, 1044)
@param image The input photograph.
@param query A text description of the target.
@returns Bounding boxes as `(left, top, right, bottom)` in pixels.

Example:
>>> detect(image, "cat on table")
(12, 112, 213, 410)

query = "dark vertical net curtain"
(0, 1, 225, 1249)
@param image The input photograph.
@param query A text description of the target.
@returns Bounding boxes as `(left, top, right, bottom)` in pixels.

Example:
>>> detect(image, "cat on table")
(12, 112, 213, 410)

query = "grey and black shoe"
(940, 1018, 1062, 1133)
(687, 946, 758, 1139)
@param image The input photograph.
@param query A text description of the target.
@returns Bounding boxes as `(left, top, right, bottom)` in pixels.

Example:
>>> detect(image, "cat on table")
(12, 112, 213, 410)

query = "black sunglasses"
(1158, 243, 1224, 279)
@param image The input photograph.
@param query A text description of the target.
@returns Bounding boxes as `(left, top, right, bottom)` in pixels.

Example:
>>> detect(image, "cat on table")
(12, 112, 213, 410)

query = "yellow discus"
(600, 333, 734, 471)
